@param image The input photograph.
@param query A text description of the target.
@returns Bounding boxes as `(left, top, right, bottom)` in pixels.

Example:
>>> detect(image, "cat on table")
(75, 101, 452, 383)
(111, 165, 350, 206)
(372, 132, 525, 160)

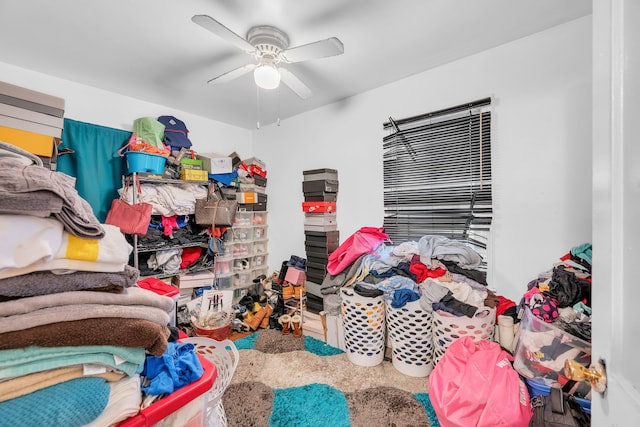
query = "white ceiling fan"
(192, 15, 344, 99)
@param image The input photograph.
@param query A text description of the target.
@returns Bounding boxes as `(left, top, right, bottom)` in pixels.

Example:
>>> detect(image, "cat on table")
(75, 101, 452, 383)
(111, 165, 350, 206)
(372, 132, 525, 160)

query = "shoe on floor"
(279, 314, 292, 335)
(291, 314, 303, 338)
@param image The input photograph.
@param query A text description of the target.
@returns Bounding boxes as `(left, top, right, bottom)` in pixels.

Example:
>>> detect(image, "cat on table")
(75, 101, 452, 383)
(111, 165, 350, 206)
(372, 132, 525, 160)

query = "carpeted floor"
(222, 329, 440, 427)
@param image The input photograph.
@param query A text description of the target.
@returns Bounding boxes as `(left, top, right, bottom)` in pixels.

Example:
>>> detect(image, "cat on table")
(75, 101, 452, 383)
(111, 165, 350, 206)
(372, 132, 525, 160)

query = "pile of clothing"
(321, 229, 498, 318)
(0, 142, 201, 426)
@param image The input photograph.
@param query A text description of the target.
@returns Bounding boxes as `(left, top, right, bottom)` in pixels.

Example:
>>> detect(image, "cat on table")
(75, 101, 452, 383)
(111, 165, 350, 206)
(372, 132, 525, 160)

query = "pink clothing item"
(326, 227, 389, 275)
(430, 337, 532, 427)
(161, 215, 179, 237)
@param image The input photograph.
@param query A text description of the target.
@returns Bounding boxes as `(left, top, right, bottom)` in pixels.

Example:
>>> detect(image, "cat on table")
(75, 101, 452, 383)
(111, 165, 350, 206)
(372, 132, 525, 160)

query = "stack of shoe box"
(0, 81, 65, 170)
(301, 168, 339, 307)
(237, 157, 267, 211)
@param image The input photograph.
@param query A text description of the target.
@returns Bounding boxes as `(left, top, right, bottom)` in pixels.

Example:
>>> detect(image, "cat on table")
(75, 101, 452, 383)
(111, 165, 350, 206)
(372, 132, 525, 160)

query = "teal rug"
(225, 331, 440, 427)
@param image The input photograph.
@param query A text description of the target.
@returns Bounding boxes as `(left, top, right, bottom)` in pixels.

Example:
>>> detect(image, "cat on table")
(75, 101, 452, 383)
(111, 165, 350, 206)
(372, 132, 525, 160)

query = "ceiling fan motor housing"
(247, 25, 290, 62)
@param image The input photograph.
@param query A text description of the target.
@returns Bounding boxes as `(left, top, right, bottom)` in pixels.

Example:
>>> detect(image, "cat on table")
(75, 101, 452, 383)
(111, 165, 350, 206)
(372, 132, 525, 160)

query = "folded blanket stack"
(0, 142, 174, 426)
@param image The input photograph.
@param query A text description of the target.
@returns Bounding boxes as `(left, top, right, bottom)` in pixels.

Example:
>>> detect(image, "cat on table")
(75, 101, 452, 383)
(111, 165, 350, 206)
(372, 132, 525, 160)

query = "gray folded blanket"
(0, 286, 173, 317)
(0, 157, 104, 239)
(0, 265, 139, 299)
(0, 303, 171, 334)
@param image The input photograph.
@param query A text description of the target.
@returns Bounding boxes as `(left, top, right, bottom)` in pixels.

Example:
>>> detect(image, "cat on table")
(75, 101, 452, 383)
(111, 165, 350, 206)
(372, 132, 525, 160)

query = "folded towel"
(0, 365, 125, 403)
(0, 377, 110, 427)
(0, 303, 170, 334)
(0, 141, 42, 166)
(0, 344, 146, 379)
(0, 216, 131, 279)
(0, 317, 170, 358)
(0, 265, 139, 299)
(84, 375, 142, 427)
(0, 157, 104, 238)
(0, 286, 174, 317)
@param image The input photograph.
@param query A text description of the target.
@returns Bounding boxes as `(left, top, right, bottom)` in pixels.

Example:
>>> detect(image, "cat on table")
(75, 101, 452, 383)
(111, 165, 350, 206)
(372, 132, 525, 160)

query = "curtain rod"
(383, 97, 491, 130)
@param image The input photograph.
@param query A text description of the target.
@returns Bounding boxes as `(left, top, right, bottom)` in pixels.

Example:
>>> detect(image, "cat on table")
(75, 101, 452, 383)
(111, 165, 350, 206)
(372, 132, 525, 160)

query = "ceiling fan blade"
(192, 15, 255, 53)
(279, 68, 312, 99)
(282, 37, 344, 63)
(207, 63, 256, 85)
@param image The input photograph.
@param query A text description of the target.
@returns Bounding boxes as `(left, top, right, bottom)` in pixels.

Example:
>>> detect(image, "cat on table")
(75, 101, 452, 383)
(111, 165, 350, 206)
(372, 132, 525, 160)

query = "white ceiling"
(0, 0, 591, 130)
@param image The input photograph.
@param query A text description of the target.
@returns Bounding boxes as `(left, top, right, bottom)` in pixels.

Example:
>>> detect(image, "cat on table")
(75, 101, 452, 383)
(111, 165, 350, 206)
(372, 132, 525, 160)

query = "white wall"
(0, 17, 592, 303)
(254, 16, 592, 302)
(0, 62, 253, 156)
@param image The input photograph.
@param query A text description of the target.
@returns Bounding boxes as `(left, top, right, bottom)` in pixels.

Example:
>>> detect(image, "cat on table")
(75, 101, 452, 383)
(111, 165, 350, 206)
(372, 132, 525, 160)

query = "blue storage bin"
(125, 151, 167, 174)
(525, 378, 591, 414)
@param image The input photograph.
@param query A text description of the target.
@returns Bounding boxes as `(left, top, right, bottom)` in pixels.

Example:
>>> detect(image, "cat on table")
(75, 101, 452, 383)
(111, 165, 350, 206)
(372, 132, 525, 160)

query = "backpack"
(157, 115, 192, 150)
(429, 337, 533, 427)
(529, 387, 590, 427)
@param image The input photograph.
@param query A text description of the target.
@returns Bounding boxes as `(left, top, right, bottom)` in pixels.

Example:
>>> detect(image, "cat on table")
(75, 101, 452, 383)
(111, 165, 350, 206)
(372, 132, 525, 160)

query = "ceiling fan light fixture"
(254, 63, 280, 89)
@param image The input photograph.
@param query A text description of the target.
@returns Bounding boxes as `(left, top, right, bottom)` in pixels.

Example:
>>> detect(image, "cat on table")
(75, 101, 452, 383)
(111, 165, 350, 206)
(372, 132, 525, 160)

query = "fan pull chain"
(256, 86, 260, 129)
(277, 86, 281, 126)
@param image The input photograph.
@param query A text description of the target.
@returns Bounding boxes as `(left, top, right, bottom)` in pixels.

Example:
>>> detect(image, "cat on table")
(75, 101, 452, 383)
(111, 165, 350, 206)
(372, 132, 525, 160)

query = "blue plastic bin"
(125, 151, 167, 174)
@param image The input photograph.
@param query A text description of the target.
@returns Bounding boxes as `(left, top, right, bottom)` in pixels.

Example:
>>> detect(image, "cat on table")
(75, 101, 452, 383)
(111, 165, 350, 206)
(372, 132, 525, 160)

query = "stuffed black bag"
(529, 387, 590, 427)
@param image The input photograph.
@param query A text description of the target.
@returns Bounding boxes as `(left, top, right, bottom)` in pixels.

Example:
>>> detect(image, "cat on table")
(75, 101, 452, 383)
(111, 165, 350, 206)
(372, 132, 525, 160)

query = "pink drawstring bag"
(429, 337, 532, 427)
(326, 227, 389, 275)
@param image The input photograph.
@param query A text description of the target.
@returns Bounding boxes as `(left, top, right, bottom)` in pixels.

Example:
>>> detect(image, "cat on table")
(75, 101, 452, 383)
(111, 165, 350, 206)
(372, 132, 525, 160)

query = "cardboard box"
(0, 125, 56, 157)
(0, 81, 65, 115)
(307, 257, 328, 268)
(303, 168, 338, 181)
(305, 230, 340, 244)
(307, 261, 328, 272)
(228, 151, 242, 169)
(304, 224, 338, 232)
(284, 267, 306, 285)
(244, 156, 266, 169)
(171, 270, 215, 290)
(180, 158, 203, 170)
(302, 201, 336, 213)
(0, 103, 64, 128)
(0, 115, 62, 138)
(236, 192, 257, 204)
(249, 163, 266, 178)
(180, 169, 208, 181)
(306, 246, 336, 259)
(304, 213, 337, 227)
(196, 153, 233, 174)
(254, 175, 267, 187)
(304, 192, 337, 202)
(302, 179, 339, 193)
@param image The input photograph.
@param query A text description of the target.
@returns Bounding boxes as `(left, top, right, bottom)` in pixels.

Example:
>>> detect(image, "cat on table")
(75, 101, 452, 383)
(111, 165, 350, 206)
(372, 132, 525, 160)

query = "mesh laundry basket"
(385, 299, 434, 377)
(340, 286, 386, 366)
(432, 306, 495, 365)
(181, 337, 239, 427)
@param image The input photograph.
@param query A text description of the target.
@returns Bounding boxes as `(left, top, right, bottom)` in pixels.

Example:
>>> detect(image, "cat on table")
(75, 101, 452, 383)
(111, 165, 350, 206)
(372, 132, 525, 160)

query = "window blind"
(383, 98, 492, 267)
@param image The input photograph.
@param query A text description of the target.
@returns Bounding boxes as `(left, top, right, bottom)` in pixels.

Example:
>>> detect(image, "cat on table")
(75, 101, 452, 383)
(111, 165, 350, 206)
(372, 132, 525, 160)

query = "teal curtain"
(57, 118, 131, 222)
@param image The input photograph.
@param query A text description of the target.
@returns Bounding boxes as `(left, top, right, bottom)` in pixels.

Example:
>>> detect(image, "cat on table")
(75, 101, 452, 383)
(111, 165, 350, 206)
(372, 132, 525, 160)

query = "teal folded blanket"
(0, 377, 110, 427)
(0, 345, 145, 379)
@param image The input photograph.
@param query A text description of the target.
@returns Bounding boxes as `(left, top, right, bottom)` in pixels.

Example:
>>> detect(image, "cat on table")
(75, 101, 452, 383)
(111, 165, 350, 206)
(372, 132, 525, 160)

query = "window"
(382, 98, 492, 269)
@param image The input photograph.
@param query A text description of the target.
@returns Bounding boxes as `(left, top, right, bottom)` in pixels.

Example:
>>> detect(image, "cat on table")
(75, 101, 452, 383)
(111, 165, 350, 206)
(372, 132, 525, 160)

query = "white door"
(592, 0, 640, 424)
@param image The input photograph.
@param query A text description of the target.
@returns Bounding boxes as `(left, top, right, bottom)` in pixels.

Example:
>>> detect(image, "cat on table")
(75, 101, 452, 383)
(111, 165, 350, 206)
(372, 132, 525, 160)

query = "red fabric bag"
(429, 336, 533, 427)
(105, 176, 152, 236)
(326, 227, 389, 275)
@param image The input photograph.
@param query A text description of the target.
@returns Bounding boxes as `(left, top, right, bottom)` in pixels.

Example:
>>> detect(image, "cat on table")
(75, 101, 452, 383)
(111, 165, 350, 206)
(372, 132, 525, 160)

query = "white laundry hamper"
(385, 299, 434, 377)
(432, 306, 495, 365)
(340, 286, 386, 367)
(181, 337, 239, 427)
